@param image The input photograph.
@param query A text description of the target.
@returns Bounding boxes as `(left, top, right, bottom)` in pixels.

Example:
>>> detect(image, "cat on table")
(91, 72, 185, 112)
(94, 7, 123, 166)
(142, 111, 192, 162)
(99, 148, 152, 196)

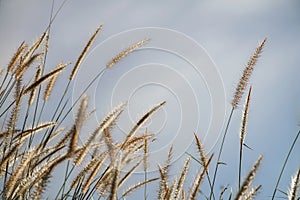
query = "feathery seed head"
(232, 38, 266, 109)
(69, 25, 103, 80)
(44, 63, 65, 101)
(106, 38, 150, 68)
(240, 86, 252, 143)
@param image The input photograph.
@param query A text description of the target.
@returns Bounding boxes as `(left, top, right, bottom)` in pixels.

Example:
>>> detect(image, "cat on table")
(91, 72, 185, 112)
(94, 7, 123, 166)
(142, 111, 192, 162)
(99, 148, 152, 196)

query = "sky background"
(0, 0, 299, 199)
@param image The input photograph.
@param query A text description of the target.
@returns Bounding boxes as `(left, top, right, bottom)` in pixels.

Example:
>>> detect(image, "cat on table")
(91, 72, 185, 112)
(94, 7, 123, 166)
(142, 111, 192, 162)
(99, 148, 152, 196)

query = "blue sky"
(0, 0, 299, 199)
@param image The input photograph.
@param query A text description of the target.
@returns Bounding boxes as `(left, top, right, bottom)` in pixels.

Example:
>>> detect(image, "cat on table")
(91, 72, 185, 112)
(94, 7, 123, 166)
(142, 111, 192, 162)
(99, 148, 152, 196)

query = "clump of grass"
(210, 38, 267, 199)
(0, 15, 299, 200)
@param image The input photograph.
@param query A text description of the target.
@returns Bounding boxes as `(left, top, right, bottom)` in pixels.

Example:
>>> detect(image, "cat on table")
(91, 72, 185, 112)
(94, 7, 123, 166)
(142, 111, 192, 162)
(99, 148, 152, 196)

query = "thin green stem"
(0, 77, 15, 108)
(0, 100, 14, 118)
(186, 151, 215, 199)
(238, 139, 243, 190)
(40, 80, 71, 148)
(61, 160, 70, 199)
(0, 71, 9, 95)
(210, 107, 234, 200)
(55, 163, 76, 199)
(144, 172, 147, 200)
(43, 68, 106, 149)
(271, 129, 300, 200)
(83, 166, 110, 200)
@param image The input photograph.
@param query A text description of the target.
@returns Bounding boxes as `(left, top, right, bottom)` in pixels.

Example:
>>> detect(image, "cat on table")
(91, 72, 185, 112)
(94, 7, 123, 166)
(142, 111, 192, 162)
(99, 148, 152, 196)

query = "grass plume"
(106, 38, 150, 68)
(231, 38, 266, 109)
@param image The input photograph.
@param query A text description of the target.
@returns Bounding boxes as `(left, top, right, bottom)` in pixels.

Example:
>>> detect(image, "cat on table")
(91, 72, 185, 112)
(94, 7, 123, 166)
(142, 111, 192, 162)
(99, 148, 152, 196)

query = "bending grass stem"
(271, 129, 300, 200)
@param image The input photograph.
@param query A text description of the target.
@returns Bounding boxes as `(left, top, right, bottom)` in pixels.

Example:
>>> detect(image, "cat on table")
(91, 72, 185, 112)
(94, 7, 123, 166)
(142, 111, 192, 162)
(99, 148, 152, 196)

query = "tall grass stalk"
(239, 86, 252, 189)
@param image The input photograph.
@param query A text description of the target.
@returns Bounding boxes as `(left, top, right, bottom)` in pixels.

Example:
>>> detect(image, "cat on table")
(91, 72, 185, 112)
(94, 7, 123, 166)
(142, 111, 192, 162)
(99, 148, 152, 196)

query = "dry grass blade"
(122, 178, 159, 197)
(108, 156, 122, 200)
(106, 38, 150, 68)
(288, 167, 300, 200)
(165, 178, 176, 199)
(4, 80, 23, 148)
(0, 129, 19, 140)
(98, 102, 126, 132)
(118, 159, 143, 189)
(19, 149, 80, 194)
(164, 145, 173, 179)
(103, 128, 115, 162)
(158, 164, 169, 200)
(68, 95, 88, 154)
(24, 64, 65, 94)
(13, 121, 57, 141)
(73, 102, 125, 166)
(0, 138, 26, 176)
(121, 134, 153, 152)
(82, 155, 107, 194)
(5, 147, 37, 197)
(143, 130, 149, 199)
(29, 66, 41, 105)
(194, 133, 208, 170)
(44, 63, 65, 101)
(144, 131, 149, 172)
(7, 41, 27, 72)
(70, 157, 98, 189)
(22, 32, 47, 63)
(30, 173, 51, 200)
(11, 151, 71, 198)
(123, 101, 165, 148)
(231, 38, 266, 109)
(0, 68, 4, 77)
(157, 145, 173, 199)
(15, 53, 43, 79)
(244, 185, 261, 200)
(189, 153, 213, 200)
(53, 128, 73, 151)
(95, 167, 113, 196)
(11, 164, 46, 198)
(181, 189, 186, 200)
(31, 145, 65, 170)
(235, 155, 263, 200)
(69, 25, 103, 80)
